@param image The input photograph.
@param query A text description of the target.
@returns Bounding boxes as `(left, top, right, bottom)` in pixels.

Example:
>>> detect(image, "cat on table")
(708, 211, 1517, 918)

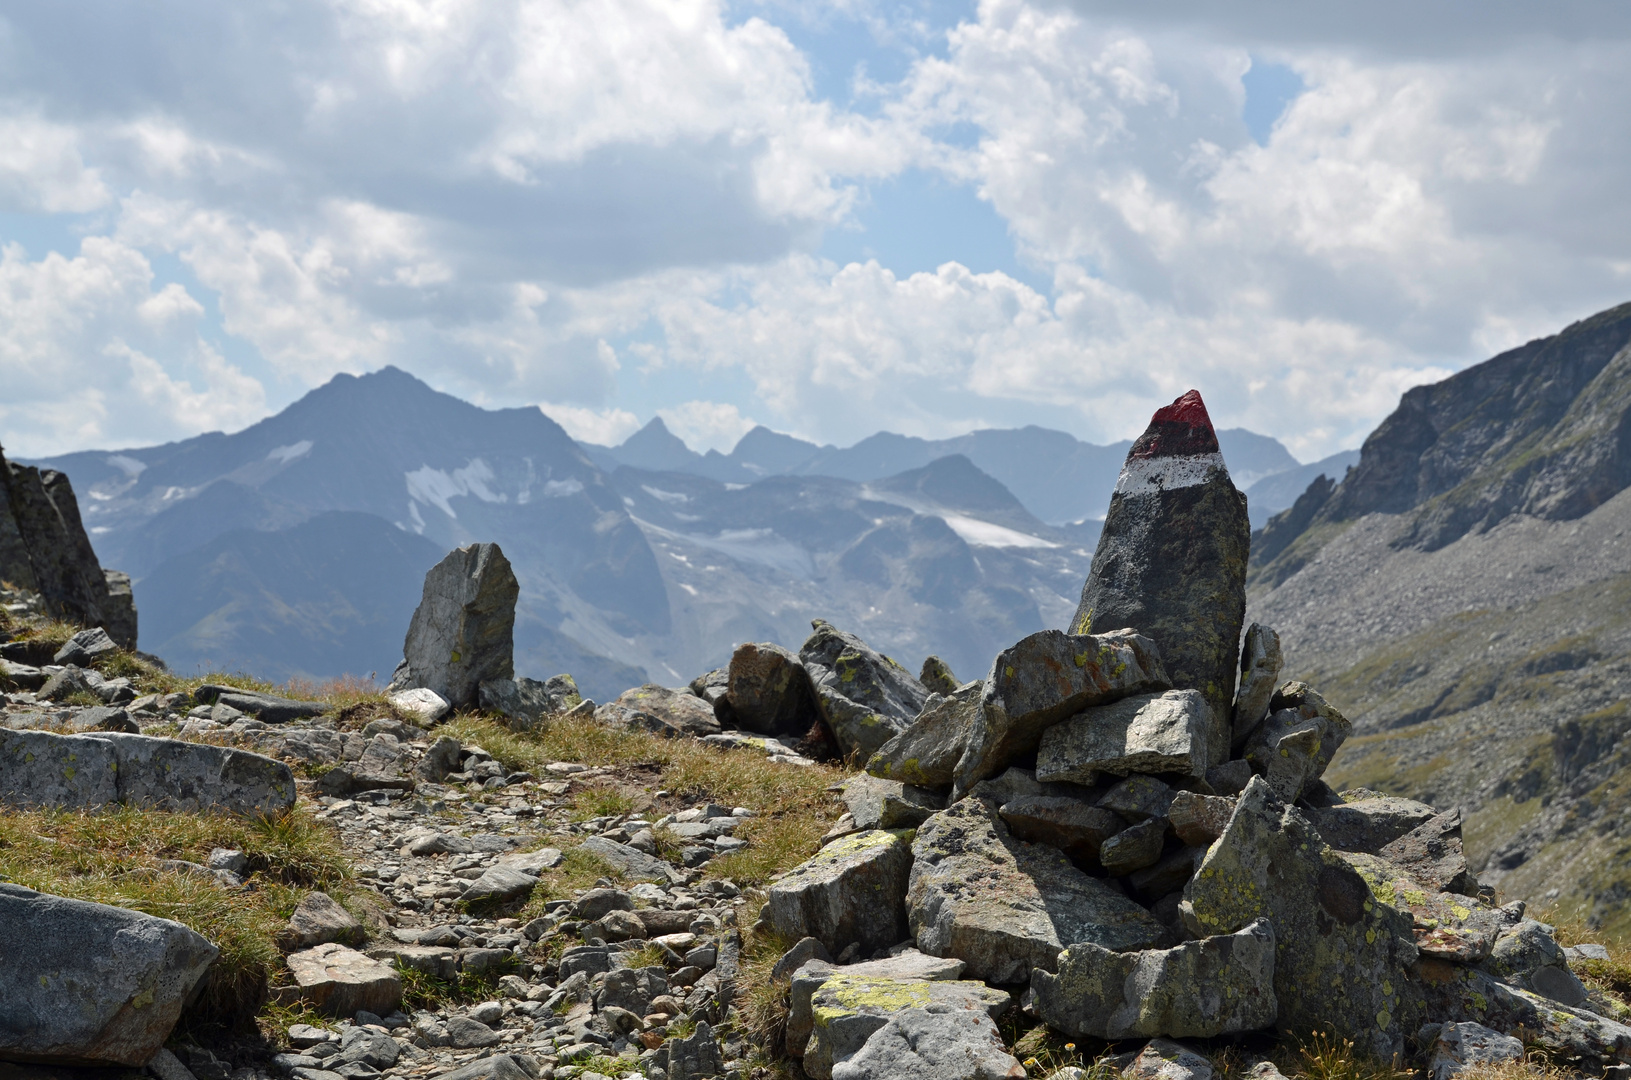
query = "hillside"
(1248, 299, 1631, 930)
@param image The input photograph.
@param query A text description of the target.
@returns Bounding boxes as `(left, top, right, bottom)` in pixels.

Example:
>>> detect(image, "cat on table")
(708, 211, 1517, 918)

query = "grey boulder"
(1035, 689, 1214, 784)
(1302, 790, 1438, 853)
(997, 796, 1123, 861)
(843, 773, 946, 830)
(614, 684, 722, 737)
(1031, 918, 1276, 1039)
(53, 627, 119, 667)
(828, 1002, 1025, 1080)
(728, 641, 820, 736)
(908, 797, 1170, 983)
(787, 951, 967, 1057)
(1230, 624, 1282, 746)
(952, 628, 1169, 797)
(1240, 682, 1351, 804)
(801, 619, 930, 761)
(1429, 1022, 1525, 1080)
(0, 883, 219, 1066)
(803, 974, 1013, 1080)
(866, 681, 983, 791)
(479, 674, 581, 728)
(389, 542, 519, 709)
(764, 829, 913, 956)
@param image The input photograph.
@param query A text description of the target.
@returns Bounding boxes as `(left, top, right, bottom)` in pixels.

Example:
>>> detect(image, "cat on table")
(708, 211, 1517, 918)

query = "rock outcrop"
(0, 444, 136, 647)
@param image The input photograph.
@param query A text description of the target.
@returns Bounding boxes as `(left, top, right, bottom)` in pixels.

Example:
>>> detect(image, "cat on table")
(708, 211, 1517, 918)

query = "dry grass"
(1275, 1030, 1415, 1080)
(441, 714, 847, 886)
(732, 924, 801, 1058)
(0, 806, 353, 1032)
(1449, 1058, 1577, 1080)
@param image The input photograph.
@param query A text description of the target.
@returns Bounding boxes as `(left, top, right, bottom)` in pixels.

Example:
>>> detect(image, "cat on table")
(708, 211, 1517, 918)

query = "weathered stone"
(286, 943, 403, 1017)
(316, 765, 414, 798)
(728, 641, 820, 737)
(2, 456, 114, 630)
(1168, 791, 1236, 847)
(598, 908, 645, 940)
(389, 542, 519, 709)
(787, 952, 968, 1057)
(432, 1055, 532, 1080)
(828, 1002, 1025, 1080)
(1379, 809, 1478, 896)
(277, 891, 364, 952)
(38, 665, 100, 703)
(1414, 961, 1631, 1069)
(1241, 683, 1351, 804)
(444, 1015, 501, 1048)
(866, 682, 983, 792)
(0, 883, 218, 1066)
(1480, 919, 1589, 1006)
(1424, 1022, 1522, 1080)
(478, 674, 580, 729)
(1230, 624, 1282, 746)
(772, 937, 835, 984)
(54, 627, 119, 667)
(339, 1026, 400, 1069)
(908, 797, 1170, 983)
(1035, 690, 1213, 784)
(1303, 790, 1438, 853)
(390, 687, 451, 726)
(576, 887, 634, 920)
(802, 620, 931, 761)
(378, 945, 459, 981)
(614, 684, 722, 737)
(998, 796, 1123, 861)
(595, 965, 669, 1016)
(67, 706, 137, 734)
(1121, 1040, 1213, 1080)
(1098, 775, 1176, 823)
(1032, 918, 1276, 1039)
(690, 667, 731, 713)
(498, 847, 563, 874)
(843, 773, 946, 830)
(804, 975, 1012, 1080)
(579, 836, 685, 883)
(458, 866, 541, 907)
(194, 685, 329, 723)
(1342, 852, 1505, 962)
(667, 1019, 725, 1080)
(1099, 818, 1168, 876)
(764, 829, 913, 956)
(1182, 776, 1421, 1058)
(919, 656, 962, 695)
(100, 571, 138, 651)
(558, 944, 612, 980)
(1071, 391, 1249, 768)
(954, 629, 1169, 796)
(417, 736, 463, 781)
(0, 730, 295, 814)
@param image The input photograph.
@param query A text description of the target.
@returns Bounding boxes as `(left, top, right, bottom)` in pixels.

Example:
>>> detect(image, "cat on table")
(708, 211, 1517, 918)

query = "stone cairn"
(749, 391, 1631, 1080)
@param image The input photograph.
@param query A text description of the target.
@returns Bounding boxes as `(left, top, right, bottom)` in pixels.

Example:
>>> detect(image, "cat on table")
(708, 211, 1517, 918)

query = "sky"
(2, 1, 1630, 464)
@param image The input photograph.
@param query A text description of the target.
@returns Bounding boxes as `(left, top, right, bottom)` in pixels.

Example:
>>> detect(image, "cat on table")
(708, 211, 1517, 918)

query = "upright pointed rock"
(1070, 390, 1249, 766)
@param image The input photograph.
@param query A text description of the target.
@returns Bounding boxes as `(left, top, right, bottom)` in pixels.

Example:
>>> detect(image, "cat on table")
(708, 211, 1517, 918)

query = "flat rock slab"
(458, 866, 541, 906)
(1379, 809, 1477, 895)
(866, 681, 983, 791)
(1032, 918, 1276, 1040)
(286, 943, 402, 1018)
(1304, 791, 1437, 854)
(998, 795, 1123, 861)
(828, 1003, 1025, 1080)
(0, 883, 219, 1067)
(803, 974, 1012, 1080)
(1342, 852, 1506, 963)
(1035, 689, 1213, 784)
(908, 797, 1170, 984)
(578, 836, 685, 884)
(953, 628, 1169, 797)
(497, 848, 563, 874)
(788, 952, 968, 1056)
(765, 829, 913, 956)
(1414, 961, 1631, 1069)
(0, 730, 295, 815)
(843, 773, 946, 830)
(1183, 776, 1421, 1059)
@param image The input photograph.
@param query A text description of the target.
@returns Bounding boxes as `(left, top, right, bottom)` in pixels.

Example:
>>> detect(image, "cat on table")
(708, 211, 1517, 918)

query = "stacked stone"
(759, 390, 1631, 1078)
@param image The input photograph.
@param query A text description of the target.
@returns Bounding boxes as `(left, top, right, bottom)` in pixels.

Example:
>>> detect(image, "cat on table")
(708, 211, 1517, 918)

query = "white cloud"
(0, 0, 1629, 461)
(538, 403, 642, 447)
(0, 115, 109, 214)
(0, 238, 265, 456)
(657, 401, 758, 454)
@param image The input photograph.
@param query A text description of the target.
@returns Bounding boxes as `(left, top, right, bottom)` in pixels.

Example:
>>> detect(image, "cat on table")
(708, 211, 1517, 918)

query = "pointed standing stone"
(389, 543, 518, 709)
(1070, 390, 1250, 767)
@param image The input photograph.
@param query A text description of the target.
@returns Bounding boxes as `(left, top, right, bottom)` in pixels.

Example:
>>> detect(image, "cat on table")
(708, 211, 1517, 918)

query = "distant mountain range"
(583, 415, 1333, 529)
(27, 369, 1330, 697)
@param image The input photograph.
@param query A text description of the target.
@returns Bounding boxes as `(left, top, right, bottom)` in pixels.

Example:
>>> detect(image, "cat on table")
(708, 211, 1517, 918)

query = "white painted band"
(1113, 451, 1229, 496)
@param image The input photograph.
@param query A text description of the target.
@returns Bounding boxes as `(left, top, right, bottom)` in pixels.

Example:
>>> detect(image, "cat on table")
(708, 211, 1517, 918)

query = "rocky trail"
(5, 391, 1631, 1080)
